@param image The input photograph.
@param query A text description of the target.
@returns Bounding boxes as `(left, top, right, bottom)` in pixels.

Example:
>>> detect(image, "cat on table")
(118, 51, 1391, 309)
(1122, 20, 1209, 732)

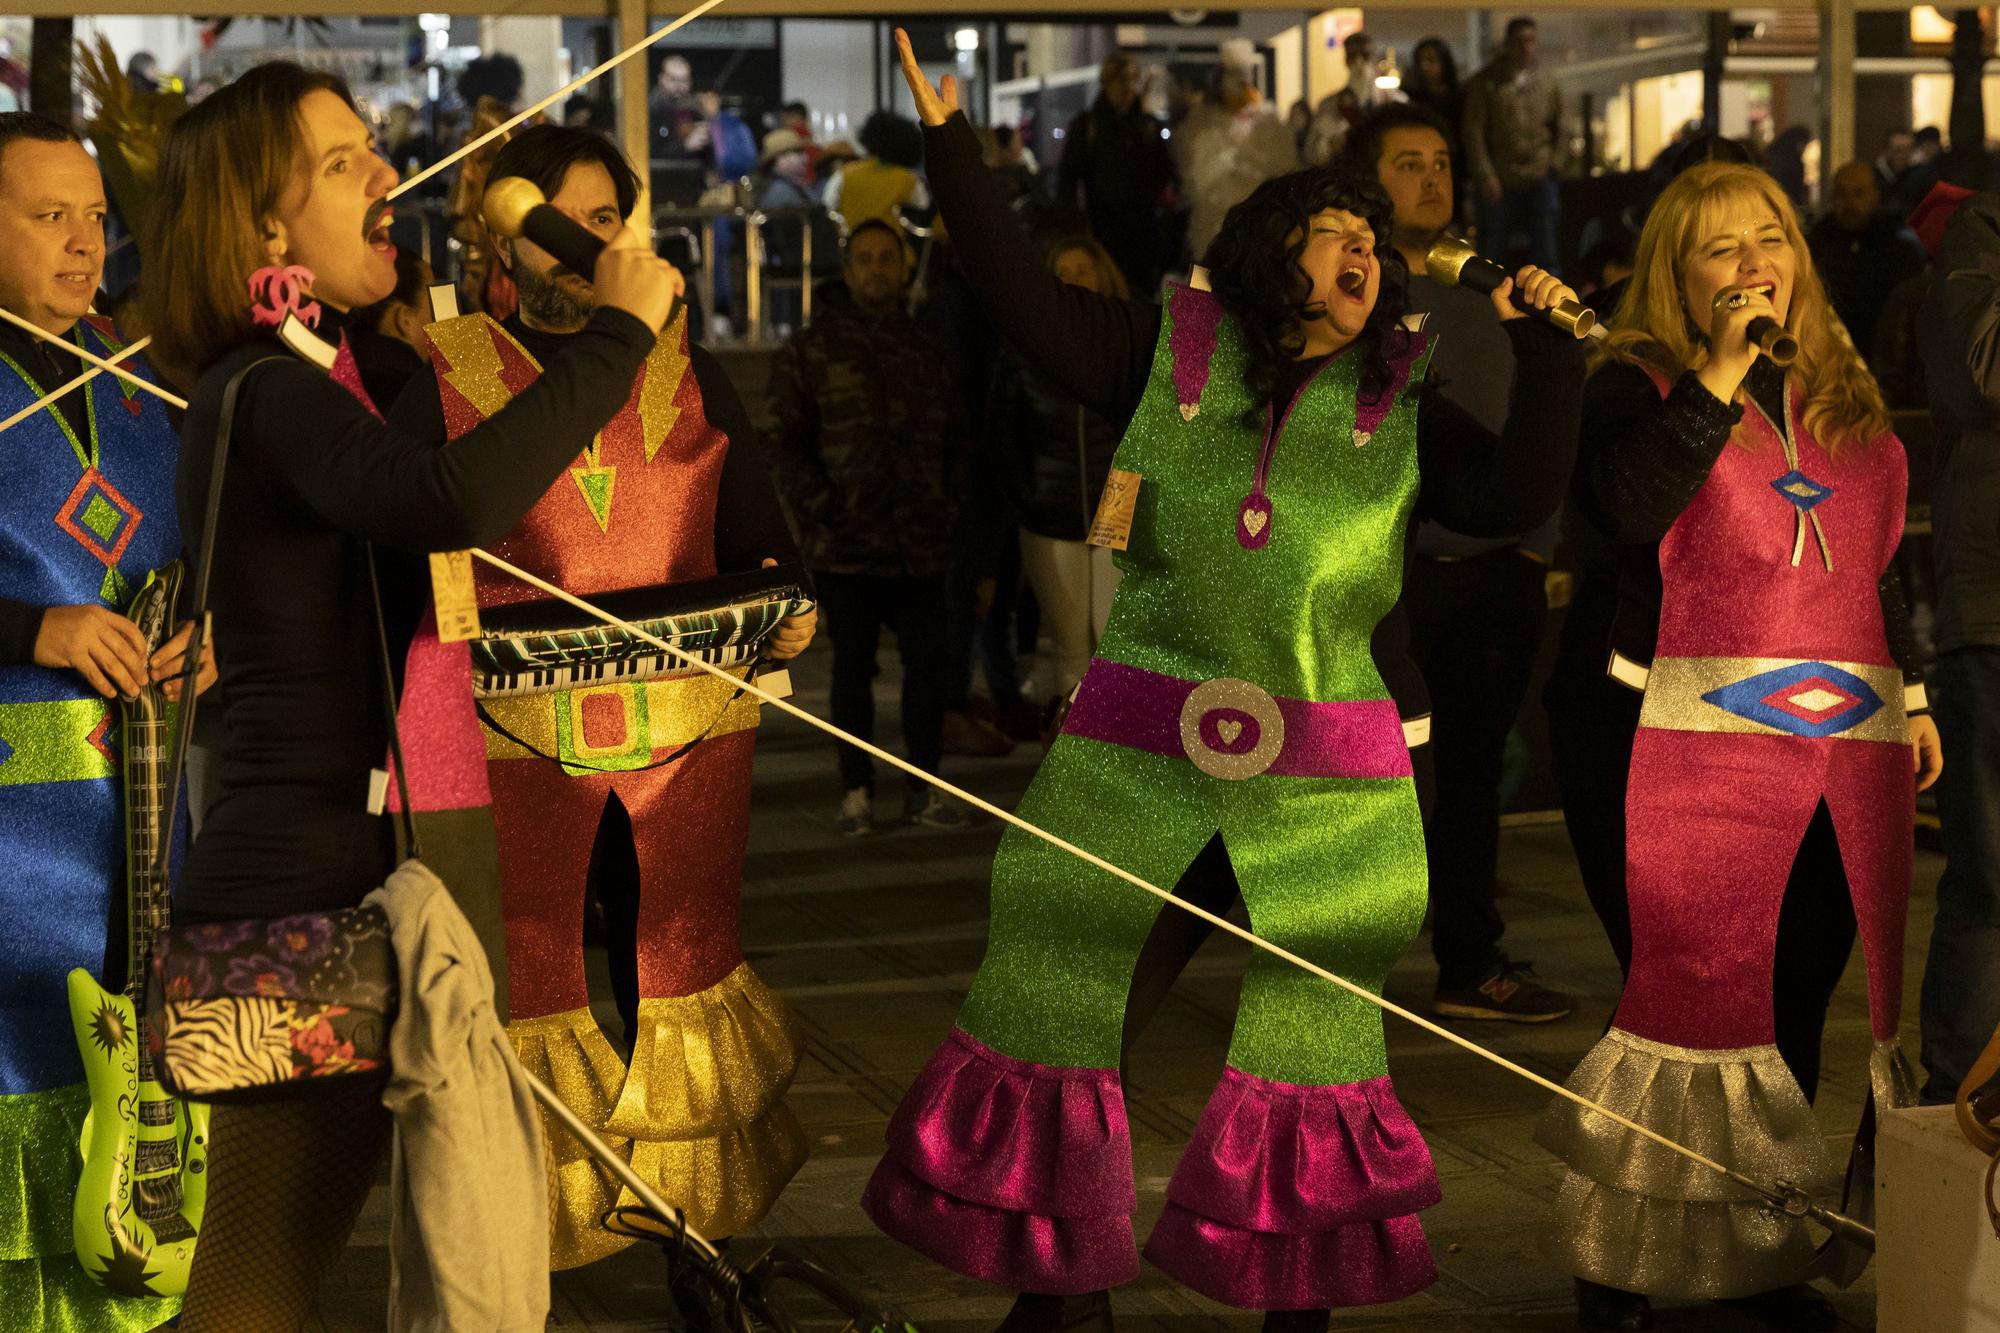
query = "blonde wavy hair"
(1594, 161, 1890, 453)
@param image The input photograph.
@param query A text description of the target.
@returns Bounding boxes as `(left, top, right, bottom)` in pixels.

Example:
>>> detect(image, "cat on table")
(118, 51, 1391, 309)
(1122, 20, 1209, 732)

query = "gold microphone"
(1425, 235, 1602, 341)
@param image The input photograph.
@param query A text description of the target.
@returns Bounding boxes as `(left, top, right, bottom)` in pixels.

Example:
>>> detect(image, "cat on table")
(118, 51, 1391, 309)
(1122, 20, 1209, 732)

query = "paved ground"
(312, 651, 1938, 1332)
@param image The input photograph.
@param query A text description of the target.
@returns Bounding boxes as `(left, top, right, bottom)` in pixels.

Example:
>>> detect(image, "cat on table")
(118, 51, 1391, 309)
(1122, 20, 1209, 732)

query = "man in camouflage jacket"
(766, 218, 970, 832)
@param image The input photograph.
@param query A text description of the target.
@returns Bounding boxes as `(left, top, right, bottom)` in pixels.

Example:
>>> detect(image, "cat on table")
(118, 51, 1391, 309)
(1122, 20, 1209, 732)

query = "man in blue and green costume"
(0, 112, 187, 1331)
(867, 64, 1588, 1325)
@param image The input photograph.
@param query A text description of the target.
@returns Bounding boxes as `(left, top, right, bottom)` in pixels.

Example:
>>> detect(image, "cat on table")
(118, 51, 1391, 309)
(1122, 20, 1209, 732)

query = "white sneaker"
(904, 791, 969, 829)
(837, 787, 874, 836)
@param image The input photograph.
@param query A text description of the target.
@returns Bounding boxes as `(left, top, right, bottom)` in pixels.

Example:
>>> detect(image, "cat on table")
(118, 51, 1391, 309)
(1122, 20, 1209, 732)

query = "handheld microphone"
(1710, 288, 1798, 367)
(1425, 235, 1603, 341)
(1746, 316, 1798, 368)
(483, 176, 607, 279)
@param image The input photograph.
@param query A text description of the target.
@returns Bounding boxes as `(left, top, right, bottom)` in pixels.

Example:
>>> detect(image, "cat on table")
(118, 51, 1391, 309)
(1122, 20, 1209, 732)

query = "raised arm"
(1416, 318, 1587, 534)
(223, 308, 655, 553)
(897, 29, 1157, 422)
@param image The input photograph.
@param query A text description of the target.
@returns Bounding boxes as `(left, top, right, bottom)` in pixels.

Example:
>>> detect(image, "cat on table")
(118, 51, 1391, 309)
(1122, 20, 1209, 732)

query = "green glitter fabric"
(958, 288, 1432, 1086)
(0, 1083, 181, 1329)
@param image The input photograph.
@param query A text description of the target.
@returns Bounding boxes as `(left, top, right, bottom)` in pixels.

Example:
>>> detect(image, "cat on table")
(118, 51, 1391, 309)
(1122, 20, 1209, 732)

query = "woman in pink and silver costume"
(1537, 162, 1942, 1333)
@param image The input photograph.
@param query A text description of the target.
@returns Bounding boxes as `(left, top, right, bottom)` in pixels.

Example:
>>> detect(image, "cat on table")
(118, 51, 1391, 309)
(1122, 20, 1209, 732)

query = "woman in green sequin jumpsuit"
(865, 37, 1589, 1328)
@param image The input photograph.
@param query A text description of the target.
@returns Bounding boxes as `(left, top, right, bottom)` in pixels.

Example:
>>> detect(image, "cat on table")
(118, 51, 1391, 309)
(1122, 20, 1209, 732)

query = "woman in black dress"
(142, 62, 682, 1330)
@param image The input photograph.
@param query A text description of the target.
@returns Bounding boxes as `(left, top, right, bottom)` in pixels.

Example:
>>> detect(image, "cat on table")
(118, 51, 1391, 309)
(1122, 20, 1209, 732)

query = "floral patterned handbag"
(144, 356, 413, 1102)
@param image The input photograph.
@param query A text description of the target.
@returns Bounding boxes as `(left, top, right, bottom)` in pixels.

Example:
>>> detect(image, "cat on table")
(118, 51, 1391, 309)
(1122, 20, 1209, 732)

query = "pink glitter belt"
(1061, 659, 1412, 781)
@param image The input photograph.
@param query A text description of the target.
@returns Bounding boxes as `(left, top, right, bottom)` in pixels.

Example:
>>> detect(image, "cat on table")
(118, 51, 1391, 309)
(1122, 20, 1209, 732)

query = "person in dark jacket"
(766, 218, 970, 833)
(1807, 160, 1927, 363)
(142, 62, 683, 1329)
(1348, 103, 1576, 1023)
(1054, 51, 1177, 296)
(996, 235, 1129, 712)
(1917, 190, 2000, 1104)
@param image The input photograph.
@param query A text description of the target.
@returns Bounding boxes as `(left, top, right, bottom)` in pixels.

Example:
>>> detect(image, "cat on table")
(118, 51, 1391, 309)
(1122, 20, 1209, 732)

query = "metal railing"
(391, 193, 885, 348)
(653, 202, 851, 345)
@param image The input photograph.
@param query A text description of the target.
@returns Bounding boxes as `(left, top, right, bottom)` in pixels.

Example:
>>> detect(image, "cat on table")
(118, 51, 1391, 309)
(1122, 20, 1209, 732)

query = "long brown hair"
(1596, 161, 1890, 452)
(142, 62, 353, 384)
(1045, 234, 1131, 300)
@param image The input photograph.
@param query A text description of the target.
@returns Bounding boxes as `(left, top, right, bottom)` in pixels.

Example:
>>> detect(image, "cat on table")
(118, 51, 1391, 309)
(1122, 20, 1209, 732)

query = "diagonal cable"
(0, 0, 732, 439)
(464, 544, 1855, 1232)
(0, 308, 186, 409)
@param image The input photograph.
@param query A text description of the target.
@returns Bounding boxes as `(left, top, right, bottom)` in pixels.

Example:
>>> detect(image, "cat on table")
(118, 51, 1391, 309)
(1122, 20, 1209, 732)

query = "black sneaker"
(1434, 955, 1575, 1023)
(1576, 1278, 1653, 1331)
(1715, 1284, 1836, 1332)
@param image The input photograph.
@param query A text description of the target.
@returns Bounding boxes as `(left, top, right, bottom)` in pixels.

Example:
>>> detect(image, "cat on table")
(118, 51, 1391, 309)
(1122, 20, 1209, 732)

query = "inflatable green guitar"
(67, 561, 209, 1296)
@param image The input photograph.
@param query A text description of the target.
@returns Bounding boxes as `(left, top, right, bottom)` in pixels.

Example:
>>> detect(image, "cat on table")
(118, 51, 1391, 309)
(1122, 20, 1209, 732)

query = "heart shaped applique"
(1216, 719, 1244, 744)
(1237, 493, 1273, 549)
(122, 396, 142, 417)
(1352, 428, 1372, 448)
(1179, 402, 1199, 422)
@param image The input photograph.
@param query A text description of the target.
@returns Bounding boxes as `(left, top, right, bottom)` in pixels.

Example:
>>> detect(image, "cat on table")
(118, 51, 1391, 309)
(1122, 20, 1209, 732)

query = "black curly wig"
(1202, 163, 1411, 429)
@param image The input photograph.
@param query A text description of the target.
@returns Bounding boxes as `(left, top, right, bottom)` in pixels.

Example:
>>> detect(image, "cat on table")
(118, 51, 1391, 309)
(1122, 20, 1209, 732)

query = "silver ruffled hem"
(1544, 1172, 1821, 1299)
(1536, 1028, 1832, 1299)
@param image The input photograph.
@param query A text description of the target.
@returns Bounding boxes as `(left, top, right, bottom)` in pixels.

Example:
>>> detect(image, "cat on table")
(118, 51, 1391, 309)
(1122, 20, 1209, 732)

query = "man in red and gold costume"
(388, 125, 815, 1268)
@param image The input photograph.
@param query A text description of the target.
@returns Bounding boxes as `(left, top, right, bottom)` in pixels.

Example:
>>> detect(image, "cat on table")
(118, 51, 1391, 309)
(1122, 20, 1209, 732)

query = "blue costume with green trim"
(0, 316, 182, 1330)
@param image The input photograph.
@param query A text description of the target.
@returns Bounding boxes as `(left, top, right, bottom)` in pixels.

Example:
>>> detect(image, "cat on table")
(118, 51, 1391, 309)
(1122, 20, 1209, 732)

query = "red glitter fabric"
(1618, 371, 1913, 1048)
(425, 312, 750, 1016)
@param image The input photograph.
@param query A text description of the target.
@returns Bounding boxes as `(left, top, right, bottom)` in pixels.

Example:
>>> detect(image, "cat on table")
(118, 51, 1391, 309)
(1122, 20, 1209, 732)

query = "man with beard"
(387, 125, 817, 1269)
(1347, 103, 1574, 1023)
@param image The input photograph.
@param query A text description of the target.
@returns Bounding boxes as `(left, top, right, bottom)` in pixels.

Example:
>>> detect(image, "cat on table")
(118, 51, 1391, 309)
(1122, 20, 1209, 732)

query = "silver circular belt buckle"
(1179, 677, 1285, 780)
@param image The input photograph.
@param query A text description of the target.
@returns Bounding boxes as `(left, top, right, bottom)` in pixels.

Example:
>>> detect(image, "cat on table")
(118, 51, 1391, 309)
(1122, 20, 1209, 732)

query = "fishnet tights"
(177, 1079, 391, 1332)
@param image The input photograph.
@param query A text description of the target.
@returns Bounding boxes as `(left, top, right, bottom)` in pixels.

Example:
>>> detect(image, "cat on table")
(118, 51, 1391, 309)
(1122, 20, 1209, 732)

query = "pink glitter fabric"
(863, 1158, 1140, 1294)
(1140, 1068, 1439, 1308)
(861, 1029, 1138, 1292)
(1618, 368, 1914, 1047)
(1160, 1068, 1438, 1232)
(386, 609, 490, 814)
(1061, 658, 1412, 779)
(1168, 285, 1224, 413)
(1352, 333, 1431, 439)
(1145, 1204, 1435, 1310)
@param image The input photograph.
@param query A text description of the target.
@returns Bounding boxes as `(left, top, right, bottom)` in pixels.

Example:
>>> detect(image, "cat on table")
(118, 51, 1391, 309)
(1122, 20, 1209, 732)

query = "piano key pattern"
(470, 596, 810, 699)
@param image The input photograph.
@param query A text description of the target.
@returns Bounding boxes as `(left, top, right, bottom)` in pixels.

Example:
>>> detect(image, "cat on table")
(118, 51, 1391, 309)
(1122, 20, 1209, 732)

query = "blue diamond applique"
(1770, 469, 1833, 513)
(1702, 661, 1884, 738)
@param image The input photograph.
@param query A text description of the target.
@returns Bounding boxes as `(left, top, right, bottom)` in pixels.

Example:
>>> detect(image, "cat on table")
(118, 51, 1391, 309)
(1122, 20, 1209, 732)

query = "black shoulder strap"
(158, 353, 422, 874)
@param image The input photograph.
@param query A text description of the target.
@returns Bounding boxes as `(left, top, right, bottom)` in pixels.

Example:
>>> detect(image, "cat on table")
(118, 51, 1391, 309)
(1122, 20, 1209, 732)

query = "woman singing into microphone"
(142, 62, 682, 1330)
(1537, 162, 1941, 1333)
(864, 33, 1585, 1331)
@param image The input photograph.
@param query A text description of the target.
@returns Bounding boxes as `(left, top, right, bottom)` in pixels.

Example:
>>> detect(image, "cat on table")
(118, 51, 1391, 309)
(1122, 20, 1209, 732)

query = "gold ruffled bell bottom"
(507, 962, 807, 1268)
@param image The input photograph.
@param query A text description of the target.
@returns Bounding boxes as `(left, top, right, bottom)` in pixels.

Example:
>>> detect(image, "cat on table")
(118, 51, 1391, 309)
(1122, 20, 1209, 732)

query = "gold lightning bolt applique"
(430, 314, 515, 420)
(637, 306, 689, 462)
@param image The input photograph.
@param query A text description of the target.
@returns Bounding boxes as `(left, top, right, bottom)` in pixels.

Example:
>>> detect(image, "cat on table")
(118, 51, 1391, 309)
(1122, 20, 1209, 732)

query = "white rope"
(467, 545, 1774, 1199)
(389, 0, 731, 200)
(0, 311, 181, 408)
(0, 0, 733, 436)
(0, 333, 152, 434)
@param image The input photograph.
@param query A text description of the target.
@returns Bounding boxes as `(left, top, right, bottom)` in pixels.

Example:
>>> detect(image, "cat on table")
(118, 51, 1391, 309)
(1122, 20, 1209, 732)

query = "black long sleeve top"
(921, 112, 1586, 718)
(384, 313, 798, 574)
(1562, 358, 1922, 695)
(174, 305, 654, 920)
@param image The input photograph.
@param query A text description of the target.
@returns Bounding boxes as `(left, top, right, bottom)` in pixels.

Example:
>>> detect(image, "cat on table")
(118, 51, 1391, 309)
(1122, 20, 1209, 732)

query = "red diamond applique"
(85, 708, 117, 767)
(121, 395, 142, 417)
(53, 469, 141, 568)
